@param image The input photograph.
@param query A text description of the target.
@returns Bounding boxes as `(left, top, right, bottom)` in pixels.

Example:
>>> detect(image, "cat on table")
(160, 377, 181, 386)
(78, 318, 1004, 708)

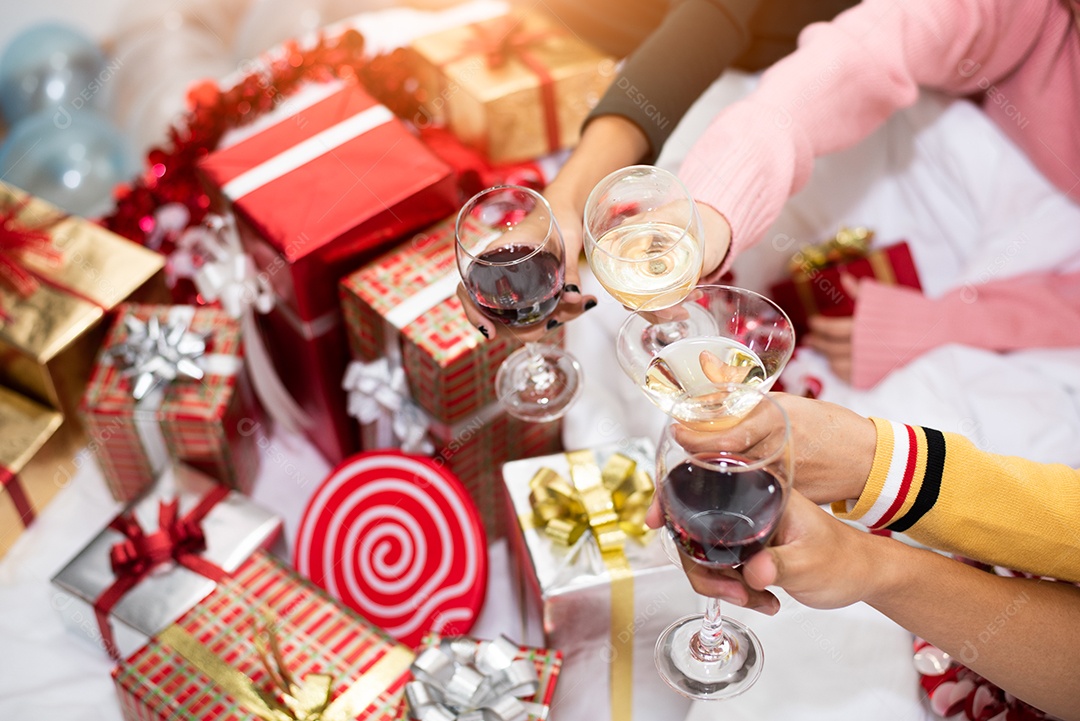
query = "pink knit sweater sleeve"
(851, 272, 1080, 389)
(680, 0, 1047, 273)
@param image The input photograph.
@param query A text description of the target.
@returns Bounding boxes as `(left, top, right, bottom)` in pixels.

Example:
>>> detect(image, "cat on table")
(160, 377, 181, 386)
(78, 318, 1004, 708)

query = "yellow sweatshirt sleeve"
(835, 417, 1080, 583)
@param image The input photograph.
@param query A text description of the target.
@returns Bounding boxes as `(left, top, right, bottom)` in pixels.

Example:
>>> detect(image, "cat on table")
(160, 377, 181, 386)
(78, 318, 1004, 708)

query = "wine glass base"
(495, 345, 583, 423)
(655, 614, 764, 701)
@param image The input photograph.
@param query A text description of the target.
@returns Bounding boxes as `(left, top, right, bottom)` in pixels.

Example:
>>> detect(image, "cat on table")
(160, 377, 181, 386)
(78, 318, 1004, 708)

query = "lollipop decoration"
(294, 451, 488, 647)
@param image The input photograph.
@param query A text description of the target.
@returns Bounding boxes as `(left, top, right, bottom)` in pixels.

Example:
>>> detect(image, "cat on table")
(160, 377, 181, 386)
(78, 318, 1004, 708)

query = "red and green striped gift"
(340, 216, 563, 538)
(113, 550, 413, 721)
(80, 304, 260, 502)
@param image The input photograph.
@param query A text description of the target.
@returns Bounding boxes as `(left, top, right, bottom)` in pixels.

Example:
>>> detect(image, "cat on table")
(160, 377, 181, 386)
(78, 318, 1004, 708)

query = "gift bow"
(789, 226, 874, 275)
(94, 485, 231, 659)
(0, 194, 66, 320)
(107, 312, 208, 401)
(343, 359, 434, 455)
(170, 211, 311, 434)
(528, 451, 654, 553)
(252, 622, 344, 721)
(458, 17, 562, 70)
(404, 636, 544, 721)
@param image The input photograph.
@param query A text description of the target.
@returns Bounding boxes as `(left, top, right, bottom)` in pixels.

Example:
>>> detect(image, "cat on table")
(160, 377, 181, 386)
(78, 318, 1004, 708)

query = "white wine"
(589, 222, 702, 310)
(642, 337, 767, 427)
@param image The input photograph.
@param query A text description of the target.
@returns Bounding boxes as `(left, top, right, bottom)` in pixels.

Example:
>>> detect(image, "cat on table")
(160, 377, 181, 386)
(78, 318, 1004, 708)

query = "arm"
(850, 271, 1080, 388)
(834, 417, 1080, 583)
(742, 492, 1080, 721)
(682, 0, 1050, 276)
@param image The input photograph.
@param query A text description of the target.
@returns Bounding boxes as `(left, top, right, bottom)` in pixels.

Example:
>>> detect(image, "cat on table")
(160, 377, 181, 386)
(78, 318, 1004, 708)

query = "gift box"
(768, 228, 922, 339)
(199, 80, 458, 464)
(339, 216, 563, 537)
(0, 385, 64, 559)
(409, 11, 613, 164)
(397, 634, 561, 721)
(79, 304, 259, 502)
(0, 186, 166, 437)
(112, 550, 413, 721)
(503, 440, 699, 721)
(50, 462, 282, 660)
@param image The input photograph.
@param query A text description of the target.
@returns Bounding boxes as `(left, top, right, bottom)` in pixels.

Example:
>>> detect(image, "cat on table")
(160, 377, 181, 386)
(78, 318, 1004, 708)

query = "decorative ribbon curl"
(0, 194, 66, 321)
(528, 451, 654, 553)
(107, 312, 208, 401)
(342, 359, 434, 455)
(789, 226, 874, 275)
(252, 621, 339, 721)
(172, 212, 311, 435)
(404, 636, 544, 721)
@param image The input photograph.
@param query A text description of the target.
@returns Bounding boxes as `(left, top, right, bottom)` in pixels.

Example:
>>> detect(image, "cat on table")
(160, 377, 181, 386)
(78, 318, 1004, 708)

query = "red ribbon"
(93, 484, 231, 659)
(442, 17, 563, 155)
(0, 465, 35, 528)
(0, 194, 109, 322)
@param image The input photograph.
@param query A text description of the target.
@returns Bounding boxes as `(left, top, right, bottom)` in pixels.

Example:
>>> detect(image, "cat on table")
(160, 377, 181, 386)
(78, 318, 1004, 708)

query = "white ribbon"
(174, 213, 312, 435)
(342, 357, 434, 456)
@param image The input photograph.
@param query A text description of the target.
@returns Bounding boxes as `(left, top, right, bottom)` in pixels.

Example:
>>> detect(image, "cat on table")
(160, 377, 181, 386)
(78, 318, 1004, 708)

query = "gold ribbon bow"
(789, 227, 874, 275)
(159, 615, 413, 721)
(527, 451, 654, 553)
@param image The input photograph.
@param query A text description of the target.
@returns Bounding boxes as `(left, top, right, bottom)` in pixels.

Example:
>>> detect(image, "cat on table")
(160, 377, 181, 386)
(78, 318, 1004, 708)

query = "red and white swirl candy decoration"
(294, 451, 488, 647)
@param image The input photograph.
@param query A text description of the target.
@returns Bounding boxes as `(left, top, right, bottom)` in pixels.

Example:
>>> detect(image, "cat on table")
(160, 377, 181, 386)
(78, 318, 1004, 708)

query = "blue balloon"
(0, 22, 109, 127)
(0, 109, 136, 218)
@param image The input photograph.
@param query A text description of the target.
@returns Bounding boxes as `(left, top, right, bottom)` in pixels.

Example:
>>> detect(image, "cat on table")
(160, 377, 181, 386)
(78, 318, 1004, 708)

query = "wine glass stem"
(522, 341, 555, 391)
(690, 597, 732, 663)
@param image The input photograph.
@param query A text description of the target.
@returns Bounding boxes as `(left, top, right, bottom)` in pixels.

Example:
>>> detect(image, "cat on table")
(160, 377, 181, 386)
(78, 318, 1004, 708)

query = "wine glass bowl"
(654, 388, 792, 700)
(618, 286, 795, 431)
(455, 185, 583, 422)
(583, 166, 704, 312)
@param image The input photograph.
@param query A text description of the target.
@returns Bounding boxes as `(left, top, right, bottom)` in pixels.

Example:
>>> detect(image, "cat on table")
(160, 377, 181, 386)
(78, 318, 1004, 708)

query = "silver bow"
(405, 637, 545, 721)
(343, 359, 434, 455)
(107, 314, 207, 401)
(172, 212, 311, 434)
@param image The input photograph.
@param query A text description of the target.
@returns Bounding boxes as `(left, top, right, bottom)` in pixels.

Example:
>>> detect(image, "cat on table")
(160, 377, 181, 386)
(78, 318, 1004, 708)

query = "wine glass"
(455, 185, 583, 422)
(583, 165, 704, 312)
(654, 386, 792, 700)
(618, 285, 795, 431)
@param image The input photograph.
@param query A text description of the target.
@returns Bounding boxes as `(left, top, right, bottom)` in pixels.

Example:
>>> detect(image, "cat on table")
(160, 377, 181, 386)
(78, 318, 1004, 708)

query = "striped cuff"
(833, 417, 946, 532)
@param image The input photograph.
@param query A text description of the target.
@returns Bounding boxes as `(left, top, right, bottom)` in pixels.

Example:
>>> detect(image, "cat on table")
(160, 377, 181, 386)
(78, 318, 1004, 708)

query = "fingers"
(682, 562, 781, 615)
(457, 282, 598, 344)
(806, 315, 854, 381)
(645, 492, 663, 529)
(806, 314, 853, 341)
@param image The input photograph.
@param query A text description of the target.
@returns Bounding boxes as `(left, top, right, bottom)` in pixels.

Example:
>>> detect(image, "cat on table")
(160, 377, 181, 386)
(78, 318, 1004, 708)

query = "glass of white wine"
(583, 165, 704, 312)
(617, 286, 796, 431)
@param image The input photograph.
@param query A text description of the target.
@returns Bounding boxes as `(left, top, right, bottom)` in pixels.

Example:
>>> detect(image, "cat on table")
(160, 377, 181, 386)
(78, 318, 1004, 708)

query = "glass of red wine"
(455, 185, 583, 422)
(654, 385, 792, 700)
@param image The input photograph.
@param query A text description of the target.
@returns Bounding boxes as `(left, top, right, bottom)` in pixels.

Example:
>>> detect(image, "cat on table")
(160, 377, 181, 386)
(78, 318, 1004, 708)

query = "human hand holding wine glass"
(653, 387, 792, 700)
(455, 185, 583, 422)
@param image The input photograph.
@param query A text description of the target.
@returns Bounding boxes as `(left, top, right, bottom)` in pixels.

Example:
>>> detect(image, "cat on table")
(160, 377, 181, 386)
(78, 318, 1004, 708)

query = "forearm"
(866, 536, 1080, 720)
(836, 419, 1080, 583)
(546, 115, 650, 208)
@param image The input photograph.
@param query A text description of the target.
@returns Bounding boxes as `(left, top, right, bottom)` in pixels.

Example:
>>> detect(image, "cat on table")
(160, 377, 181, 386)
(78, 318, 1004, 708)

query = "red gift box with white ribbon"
(199, 81, 458, 464)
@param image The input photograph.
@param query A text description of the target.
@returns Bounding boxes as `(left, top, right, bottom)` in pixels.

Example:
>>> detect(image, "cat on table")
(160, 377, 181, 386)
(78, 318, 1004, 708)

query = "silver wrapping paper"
(50, 462, 282, 659)
(502, 439, 697, 721)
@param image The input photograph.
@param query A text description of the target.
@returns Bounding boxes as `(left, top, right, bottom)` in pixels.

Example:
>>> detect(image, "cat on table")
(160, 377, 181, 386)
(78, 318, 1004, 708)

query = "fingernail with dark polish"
(583, 299, 597, 311)
(546, 319, 562, 330)
(563, 283, 581, 294)
(476, 324, 489, 338)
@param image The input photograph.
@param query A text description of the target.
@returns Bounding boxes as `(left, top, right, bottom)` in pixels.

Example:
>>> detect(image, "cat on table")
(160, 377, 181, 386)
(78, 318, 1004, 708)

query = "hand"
(805, 274, 860, 381)
(741, 490, 886, 611)
(696, 202, 732, 279)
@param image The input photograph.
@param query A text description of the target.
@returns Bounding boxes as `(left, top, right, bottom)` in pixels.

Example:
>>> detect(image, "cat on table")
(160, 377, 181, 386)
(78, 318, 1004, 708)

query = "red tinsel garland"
(103, 29, 423, 252)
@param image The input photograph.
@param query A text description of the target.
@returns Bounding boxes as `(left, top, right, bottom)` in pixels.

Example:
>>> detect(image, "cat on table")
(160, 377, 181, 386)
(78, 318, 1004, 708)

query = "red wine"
(661, 455, 784, 567)
(465, 245, 564, 327)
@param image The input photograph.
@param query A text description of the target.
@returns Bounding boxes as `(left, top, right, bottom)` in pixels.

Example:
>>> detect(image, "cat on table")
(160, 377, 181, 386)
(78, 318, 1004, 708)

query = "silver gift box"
(50, 462, 282, 659)
(503, 439, 698, 721)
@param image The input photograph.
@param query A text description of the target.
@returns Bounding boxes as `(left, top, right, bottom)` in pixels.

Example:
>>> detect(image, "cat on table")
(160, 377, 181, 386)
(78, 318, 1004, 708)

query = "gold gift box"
(0, 385, 64, 559)
(410, 11, 614, 164)
(0, 187, 166, 439)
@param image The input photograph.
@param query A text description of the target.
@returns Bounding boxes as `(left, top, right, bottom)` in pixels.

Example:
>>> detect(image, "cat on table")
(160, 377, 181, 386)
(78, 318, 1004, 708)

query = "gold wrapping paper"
(409, 11, 614, 163)
(159, 623, 414, 721)
(0, 187, 166, 431)
(0, 385, 64, 558)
